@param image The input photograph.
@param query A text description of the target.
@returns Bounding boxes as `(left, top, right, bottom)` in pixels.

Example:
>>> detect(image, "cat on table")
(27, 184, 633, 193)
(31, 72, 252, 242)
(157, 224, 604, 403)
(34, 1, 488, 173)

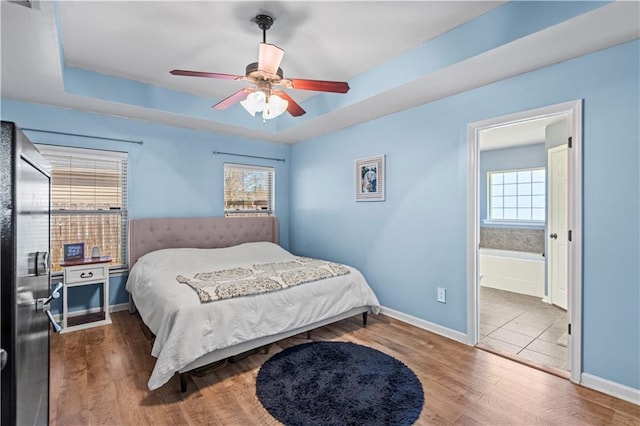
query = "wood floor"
(50, 311, 639, 425)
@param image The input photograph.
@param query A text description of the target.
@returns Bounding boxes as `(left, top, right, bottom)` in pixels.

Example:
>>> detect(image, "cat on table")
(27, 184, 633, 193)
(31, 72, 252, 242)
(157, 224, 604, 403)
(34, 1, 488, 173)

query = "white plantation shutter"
(224, 163, 274, 217)
(36, 145, 128, 272)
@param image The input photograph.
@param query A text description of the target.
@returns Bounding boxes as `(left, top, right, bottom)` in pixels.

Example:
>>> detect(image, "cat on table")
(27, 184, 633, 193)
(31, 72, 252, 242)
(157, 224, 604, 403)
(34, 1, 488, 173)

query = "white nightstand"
(60, 257, 112, 333)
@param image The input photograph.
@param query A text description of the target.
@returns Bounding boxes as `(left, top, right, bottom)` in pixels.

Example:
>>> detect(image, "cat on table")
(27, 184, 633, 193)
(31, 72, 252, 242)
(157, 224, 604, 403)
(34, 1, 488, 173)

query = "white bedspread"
(126, 242, 381, 390)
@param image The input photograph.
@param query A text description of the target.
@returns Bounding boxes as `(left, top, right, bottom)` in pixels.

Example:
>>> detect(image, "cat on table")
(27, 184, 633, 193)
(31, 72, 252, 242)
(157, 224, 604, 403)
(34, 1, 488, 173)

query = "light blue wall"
(0, 100, 291, 313)
(479, 143, 546, 225)
(289, 40, 639, 389)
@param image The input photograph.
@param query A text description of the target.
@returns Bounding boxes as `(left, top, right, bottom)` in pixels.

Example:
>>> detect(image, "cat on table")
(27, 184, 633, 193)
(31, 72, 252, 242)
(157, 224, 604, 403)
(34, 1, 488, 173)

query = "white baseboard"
(52, 302, 129, 322)
(379, 306, 468, 345)
(581, 373, 640, 406)
(541, 295, 551, 304)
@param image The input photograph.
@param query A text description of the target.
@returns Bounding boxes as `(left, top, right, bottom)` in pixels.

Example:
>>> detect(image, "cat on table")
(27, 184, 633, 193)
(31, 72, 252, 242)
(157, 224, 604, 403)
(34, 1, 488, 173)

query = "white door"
(548, 144, 568, 310)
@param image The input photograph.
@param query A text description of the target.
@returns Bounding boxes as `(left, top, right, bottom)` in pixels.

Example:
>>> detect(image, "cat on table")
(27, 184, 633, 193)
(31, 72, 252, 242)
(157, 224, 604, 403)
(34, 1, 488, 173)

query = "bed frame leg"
(362, 312, 368, 327)
(180, 373, 188, 393)
(128, 294, 137, 314)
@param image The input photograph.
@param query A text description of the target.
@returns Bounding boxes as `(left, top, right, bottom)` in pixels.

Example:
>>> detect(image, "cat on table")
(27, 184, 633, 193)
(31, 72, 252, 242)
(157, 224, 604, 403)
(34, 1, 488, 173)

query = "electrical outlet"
(437, 287, 446, 303)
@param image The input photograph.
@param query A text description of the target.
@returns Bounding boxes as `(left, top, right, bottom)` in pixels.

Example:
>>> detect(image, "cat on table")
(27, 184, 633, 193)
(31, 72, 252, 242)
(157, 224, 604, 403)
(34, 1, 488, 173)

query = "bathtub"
(479, 248, 545, 297)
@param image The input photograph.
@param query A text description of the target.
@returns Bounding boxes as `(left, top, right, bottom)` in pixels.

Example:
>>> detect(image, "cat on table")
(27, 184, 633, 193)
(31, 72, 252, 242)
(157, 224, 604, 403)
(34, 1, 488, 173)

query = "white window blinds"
(224, 163, 274, 217)
(36, 145, 128, 272)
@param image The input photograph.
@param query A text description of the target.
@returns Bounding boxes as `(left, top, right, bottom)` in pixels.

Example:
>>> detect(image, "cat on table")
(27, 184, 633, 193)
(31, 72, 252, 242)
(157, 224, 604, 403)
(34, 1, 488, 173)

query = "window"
(37, 145, 128, 272)
(224, 163, 274, 217)
(488, 167, 545, 222)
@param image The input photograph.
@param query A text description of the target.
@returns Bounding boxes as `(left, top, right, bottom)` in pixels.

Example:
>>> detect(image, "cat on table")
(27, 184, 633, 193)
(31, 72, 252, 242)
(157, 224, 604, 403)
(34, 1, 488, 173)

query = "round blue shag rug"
(256, 341, 424, 425)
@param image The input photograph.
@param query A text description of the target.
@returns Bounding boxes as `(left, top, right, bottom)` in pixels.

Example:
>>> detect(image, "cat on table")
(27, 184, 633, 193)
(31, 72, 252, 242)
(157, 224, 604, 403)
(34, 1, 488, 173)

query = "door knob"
(549, 233, 558, 239)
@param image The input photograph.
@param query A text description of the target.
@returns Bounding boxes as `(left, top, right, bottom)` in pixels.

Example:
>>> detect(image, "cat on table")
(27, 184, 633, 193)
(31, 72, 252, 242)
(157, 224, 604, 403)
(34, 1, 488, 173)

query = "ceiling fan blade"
(258, 43, 285, 75)
(212, 89, 252, 110)
(288, 79, 350, 94)
(275, 91, 306, 117)
(170, 69, 245, 80)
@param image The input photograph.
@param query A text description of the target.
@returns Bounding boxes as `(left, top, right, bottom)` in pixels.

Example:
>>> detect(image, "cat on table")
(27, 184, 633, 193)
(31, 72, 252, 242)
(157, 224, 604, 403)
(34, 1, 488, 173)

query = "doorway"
(466, 100, 583, 384)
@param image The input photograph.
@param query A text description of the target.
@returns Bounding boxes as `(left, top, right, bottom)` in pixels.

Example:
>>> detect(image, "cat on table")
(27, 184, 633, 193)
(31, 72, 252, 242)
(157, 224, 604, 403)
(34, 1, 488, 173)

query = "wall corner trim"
(379, 306, 468, 345)
(581, 373, 640, 406)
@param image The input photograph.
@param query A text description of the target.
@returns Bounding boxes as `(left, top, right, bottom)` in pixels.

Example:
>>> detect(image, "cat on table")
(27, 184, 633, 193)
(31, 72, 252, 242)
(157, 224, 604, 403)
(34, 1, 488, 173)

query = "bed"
(126, 216, 381, 391)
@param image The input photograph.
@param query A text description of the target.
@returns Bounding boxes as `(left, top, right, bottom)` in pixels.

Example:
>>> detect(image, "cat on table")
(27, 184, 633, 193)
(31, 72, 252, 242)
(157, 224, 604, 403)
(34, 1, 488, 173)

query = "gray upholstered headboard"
(128, 216, 279, 267)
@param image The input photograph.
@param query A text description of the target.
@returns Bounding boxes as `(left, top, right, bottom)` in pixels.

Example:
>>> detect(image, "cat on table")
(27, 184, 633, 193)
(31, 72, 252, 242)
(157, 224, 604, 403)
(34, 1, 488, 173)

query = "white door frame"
(466, 100, 583, 384)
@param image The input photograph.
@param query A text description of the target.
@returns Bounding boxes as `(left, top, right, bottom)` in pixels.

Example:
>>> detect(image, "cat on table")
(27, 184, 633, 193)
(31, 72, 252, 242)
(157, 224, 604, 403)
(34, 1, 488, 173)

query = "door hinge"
(568, 230, 572, 242)
(568, 136, 573, 148)
(568, 323, 572, 335)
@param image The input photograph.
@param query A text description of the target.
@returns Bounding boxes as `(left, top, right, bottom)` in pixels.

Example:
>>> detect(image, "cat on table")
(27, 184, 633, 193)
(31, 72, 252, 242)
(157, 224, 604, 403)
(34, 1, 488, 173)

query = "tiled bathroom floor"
(479, 287, 568, 371)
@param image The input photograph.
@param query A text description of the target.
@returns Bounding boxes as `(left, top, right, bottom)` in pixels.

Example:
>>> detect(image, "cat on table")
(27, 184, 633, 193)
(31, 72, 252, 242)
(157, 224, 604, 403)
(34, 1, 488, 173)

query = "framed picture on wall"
(355, 155, 385, 202)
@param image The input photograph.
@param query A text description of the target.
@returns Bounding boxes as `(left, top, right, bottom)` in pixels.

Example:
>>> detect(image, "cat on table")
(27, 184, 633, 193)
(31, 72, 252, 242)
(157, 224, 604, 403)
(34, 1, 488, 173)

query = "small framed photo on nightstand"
(63, 243, 85, 261)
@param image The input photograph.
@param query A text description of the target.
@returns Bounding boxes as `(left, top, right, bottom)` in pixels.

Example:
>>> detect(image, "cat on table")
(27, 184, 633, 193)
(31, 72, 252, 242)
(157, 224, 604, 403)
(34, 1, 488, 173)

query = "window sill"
(482, 220, 545, 229)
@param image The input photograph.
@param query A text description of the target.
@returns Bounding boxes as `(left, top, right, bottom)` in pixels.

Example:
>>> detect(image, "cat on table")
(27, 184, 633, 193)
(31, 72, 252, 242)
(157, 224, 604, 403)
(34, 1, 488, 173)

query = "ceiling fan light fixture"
(240, 91, 266, 116)
(258, 43, 285, 75)
(262, 94, 288, 120)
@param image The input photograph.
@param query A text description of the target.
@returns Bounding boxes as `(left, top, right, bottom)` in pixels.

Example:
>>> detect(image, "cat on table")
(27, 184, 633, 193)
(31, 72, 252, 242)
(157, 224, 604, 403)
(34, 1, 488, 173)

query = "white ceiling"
(58, 1, 501, 103)
(479, 116, 566, 151)
(1, 1, 639, 145)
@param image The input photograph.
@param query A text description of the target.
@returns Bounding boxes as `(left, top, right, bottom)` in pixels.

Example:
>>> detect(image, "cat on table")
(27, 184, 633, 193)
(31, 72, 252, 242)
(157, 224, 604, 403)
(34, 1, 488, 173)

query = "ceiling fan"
(170, 14, 350, 120)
